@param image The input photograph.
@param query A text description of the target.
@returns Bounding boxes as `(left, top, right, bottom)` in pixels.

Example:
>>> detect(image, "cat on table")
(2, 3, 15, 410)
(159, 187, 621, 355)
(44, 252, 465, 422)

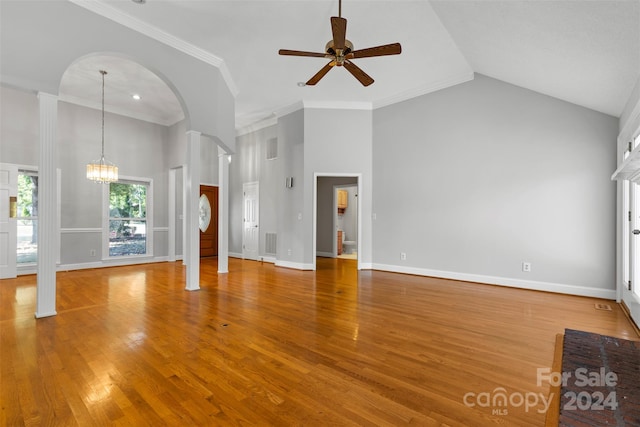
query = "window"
(17, 170, 38, 264)
(106, 179, 152, 257)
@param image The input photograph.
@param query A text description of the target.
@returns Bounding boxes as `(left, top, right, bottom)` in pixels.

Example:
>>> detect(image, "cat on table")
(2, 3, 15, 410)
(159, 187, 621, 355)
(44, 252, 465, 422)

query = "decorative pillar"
(218, 148, 229, 273)
(35, 92, 58, 318)
(168, 168, 176, 262)
(185, 130, 201, 290)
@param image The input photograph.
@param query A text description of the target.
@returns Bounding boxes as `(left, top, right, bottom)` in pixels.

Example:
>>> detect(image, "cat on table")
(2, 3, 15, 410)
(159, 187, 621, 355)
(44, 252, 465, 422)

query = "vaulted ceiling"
(59, 0, 639, 131)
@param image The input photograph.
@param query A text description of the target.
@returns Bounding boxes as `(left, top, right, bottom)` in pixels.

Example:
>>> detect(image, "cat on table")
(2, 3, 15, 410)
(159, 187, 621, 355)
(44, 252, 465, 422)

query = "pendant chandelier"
(87, 70, 118, 183)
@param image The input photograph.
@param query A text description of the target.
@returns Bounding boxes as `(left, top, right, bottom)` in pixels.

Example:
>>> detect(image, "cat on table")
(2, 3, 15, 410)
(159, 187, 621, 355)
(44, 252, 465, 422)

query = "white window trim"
(102, 175, 153, 261)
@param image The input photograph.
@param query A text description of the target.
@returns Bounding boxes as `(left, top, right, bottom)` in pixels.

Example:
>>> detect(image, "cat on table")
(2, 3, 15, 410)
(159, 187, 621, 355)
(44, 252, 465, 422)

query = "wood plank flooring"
(1, 258, 638, 426)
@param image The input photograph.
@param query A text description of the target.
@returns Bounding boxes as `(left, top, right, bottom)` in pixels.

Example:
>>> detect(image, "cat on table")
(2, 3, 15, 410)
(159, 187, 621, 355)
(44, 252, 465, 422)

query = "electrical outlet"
(522, 262, 531, 272)
(401, 252, 407, 261)
(287, 249, 292, 256)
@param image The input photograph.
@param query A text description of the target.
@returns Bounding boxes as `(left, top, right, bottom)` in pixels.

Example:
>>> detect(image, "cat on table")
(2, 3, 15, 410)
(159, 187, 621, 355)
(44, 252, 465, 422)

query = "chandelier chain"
(101, 70, 106, 159)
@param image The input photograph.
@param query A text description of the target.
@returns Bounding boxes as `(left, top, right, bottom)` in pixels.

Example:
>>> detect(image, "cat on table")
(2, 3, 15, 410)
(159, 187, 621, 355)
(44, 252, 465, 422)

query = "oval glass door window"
(199, 194, 211, 233)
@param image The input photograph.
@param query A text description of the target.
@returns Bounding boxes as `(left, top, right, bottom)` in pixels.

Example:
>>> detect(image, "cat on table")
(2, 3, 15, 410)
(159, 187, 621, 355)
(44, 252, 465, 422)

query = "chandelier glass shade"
(86, 155, 118, 183)
(87, 70, 118, 183)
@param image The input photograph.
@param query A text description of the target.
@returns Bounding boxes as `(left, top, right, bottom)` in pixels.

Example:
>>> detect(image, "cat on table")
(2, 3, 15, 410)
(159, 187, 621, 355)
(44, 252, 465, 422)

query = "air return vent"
(265, 232, 277, 254)
(594, 303, 612, 311)
(266, 138, 278, 160)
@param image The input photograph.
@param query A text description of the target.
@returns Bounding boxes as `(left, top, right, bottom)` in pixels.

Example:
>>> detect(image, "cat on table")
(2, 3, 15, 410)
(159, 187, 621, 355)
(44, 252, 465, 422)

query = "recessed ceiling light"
(132, 94, 141, 100)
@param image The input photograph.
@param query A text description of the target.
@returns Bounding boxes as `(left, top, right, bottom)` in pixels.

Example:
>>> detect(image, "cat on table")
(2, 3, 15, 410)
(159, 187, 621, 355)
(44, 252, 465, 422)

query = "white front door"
(243, 182, 259, 260)
(0, 163, 18, 279)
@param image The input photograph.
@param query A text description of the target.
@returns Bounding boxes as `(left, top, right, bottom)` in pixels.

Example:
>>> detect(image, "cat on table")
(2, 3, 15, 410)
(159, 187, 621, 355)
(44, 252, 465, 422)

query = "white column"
(218, 148, 230, 273)
(35, 92, 58, 318)
(185, 130, 201, 290)
(168, 168, 176, 262)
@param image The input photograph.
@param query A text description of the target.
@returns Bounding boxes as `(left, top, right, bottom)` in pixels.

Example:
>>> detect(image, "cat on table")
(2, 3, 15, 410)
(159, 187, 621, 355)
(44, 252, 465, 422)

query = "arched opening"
(7, 53, 224, 316)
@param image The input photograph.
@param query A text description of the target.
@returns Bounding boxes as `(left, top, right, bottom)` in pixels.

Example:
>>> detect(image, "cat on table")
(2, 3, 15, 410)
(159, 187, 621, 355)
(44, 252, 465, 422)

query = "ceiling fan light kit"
(279, 0, 401, 87)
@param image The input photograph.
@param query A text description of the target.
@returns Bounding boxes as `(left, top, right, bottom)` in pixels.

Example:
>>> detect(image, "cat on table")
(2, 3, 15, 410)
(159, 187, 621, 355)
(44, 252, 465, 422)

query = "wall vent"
(594, 303, 612, 311)
(266, 138, 278, 160)
(265, 232, 277, 254)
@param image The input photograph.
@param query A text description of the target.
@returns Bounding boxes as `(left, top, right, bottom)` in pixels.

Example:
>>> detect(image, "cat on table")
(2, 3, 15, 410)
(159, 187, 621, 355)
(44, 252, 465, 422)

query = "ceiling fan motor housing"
(325, 40, 353, 65)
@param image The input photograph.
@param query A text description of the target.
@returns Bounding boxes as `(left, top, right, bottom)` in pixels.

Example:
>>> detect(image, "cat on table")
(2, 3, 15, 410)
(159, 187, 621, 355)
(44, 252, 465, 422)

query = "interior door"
(243, 182, 259, 260)
(0, 163, 18, 279)
(199, 185, 218, 257)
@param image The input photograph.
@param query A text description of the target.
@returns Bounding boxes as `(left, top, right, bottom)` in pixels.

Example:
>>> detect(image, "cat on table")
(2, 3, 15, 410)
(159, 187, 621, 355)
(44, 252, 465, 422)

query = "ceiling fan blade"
(343, 60, 374, 87)
(331, 16, 347, 50)
(348, 43, 402, 59)
(279, 49, 328, 58)
(306, 61, 335, 86)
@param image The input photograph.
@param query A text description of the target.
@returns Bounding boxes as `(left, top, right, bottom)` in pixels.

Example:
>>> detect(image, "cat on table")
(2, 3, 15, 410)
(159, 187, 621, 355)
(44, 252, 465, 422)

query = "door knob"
(633, 229, 640, 235)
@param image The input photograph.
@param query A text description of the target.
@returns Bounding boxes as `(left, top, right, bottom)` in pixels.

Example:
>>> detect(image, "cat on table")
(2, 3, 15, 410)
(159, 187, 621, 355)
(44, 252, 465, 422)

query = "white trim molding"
(372, 263, 617, 300)
(61, 228, 102, 234)
(274, 260, 314, 271)
(236, 115, 278, 137)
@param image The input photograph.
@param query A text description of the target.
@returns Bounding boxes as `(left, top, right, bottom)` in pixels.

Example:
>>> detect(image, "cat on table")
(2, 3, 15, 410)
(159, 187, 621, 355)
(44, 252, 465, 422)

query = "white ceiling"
(59, 0, 640, 131)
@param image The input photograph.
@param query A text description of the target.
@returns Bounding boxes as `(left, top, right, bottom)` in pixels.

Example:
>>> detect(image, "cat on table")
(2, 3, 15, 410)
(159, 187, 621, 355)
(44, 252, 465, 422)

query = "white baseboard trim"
(57, 256, 169, 272)
(275, 260, 314, 270)
(35, 310, 57, 318)
(229, 253, 277, 264)
(621, 288, 640, 328)
(372, 263, 617, 300)
(359, 262, 373, 270)
(317, 251, 334, 258)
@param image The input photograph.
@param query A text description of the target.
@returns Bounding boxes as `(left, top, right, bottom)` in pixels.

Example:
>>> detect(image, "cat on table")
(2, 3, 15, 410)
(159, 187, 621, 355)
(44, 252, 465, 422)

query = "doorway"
(314, 174, 361, 270)
(200, 185, 219, 257)
(335, 184, 358, 260)
(242, 182, 259, 260)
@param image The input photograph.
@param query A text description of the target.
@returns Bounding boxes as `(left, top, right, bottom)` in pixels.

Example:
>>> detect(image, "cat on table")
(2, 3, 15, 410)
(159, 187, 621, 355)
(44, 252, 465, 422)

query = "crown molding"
(59, 94, 184, 127)
(303, 100, 373, 110)
(237, 74, 476, 131)
(274, 100, 305, 119)
(68, 0, 239, 97)
(236, 115, 278, 137)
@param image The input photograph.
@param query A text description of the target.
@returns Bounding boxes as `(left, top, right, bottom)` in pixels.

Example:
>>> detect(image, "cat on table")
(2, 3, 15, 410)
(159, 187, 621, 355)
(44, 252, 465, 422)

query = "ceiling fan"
(278, 0, 401, 87)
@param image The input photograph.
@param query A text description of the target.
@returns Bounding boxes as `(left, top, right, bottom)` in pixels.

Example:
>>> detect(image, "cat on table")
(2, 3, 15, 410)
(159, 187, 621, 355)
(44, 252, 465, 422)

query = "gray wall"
(229, 123, 279, 257)
(231, 109, 370, 267)
(277, 110, 305, 265)
(373, 74, 618, 292)
(304, 108, 373, 266)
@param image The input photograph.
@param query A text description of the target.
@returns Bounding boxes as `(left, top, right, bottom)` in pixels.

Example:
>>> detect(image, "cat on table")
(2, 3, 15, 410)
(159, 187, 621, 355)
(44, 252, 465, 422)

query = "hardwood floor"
(1, 258, 637, 426)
